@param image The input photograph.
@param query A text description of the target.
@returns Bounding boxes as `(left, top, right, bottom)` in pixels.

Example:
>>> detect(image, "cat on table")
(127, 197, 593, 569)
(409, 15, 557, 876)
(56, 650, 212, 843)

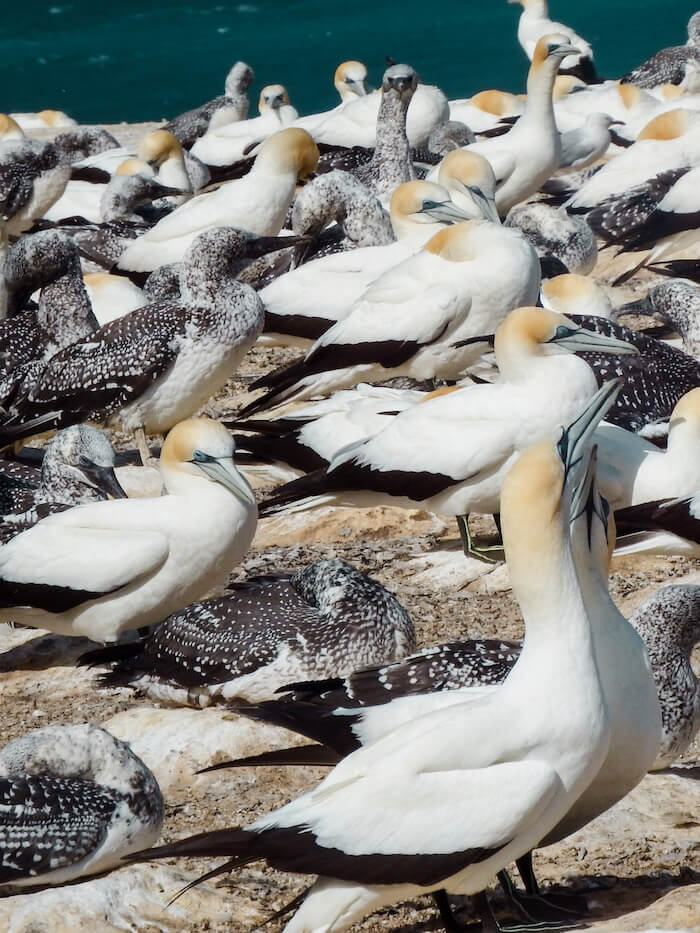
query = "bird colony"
(1, 4, 700, 932)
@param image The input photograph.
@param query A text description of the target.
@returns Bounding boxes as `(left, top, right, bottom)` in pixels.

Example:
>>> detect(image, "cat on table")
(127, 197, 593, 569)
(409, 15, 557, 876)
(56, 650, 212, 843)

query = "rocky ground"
(0, 125, 699, 931)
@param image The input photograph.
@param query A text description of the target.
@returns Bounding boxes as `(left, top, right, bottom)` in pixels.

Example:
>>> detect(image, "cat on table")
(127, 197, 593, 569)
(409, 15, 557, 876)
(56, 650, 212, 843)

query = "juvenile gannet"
(191, 85, 298, 167)
(621, 12, 700, 88)
(258, 309, 635, 546)
(541, 274, 612, 318)
(505, 202, 597, 273)
(164, 61, 255, 148)
(508, 0, 598, 83)
(83, 560, 415, 706)
(126, 420, 611, 933)
(258, 179, 475, 347)
(615, 279, 700, 358)
(0, 230, 272, 455)
(465, 36, 582, 216)
(0, 116, 70, 235)
(118, 128, 318, 272)
(0, 417, 257, 641)
(293, 61, 372, 135)
(0, 724, 163, 887)
(559, 112, 615, 169)
(246, 221, 540, 413)
(52, 127, 120, 164)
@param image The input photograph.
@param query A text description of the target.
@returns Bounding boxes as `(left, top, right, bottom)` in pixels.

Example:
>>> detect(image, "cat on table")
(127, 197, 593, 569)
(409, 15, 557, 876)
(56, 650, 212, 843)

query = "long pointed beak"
(552, 325, 639, 355)
(424, 200, 474, 224)
(569, 444, 608, 542)
(556, 44, 581, 57)
(198, 457, 257, 506)
(80, 463, 128, 500)
(469, 186, 501, 224)
(610, 295, 654, 321)
(557, 378, 622, 479)
(243, 234, 312, 260)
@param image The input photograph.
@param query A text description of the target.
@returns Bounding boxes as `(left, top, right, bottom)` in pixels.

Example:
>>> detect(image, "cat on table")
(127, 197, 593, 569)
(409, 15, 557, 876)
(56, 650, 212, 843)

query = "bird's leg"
(133, 426, 158, 467)
(513, 853, 589, 918)
(457, 515, 503, 563)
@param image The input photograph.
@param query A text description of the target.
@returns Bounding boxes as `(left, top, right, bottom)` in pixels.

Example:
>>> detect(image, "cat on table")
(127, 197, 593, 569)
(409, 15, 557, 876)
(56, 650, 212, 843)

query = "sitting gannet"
(125, 416, 611, 933)
(0, 724, 163, 887)
(164, 60, 255, 148)
(508, 0, 598, 83)
(191, 85, 298, 167)
(245, 221, 540, 413)
(83, 559, 415, 706)
(505, 202, 597, 274)
(9, 109, 77, 131)
(293, 61, 373, 136)
(540, 273, 612, 317)
(616, 279, 700, 359)
(449, 89, 526, 135)
(622, 12, 700, 88)
(118, 128, 319, 272)
(0, 417, 257, 641)
(465, 35, 582, 216)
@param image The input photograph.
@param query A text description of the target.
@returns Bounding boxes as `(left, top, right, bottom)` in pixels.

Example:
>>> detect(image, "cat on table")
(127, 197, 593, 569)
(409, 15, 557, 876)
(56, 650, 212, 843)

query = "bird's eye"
(552, 325, 574, 341)
(192, 449, 213, 463)
(421, 200, 439, 211)
(78, 455, 92, 468)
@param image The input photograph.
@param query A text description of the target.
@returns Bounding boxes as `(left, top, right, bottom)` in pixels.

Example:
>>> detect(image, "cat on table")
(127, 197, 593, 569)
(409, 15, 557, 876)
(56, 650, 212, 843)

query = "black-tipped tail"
(199, 744, 341, 773)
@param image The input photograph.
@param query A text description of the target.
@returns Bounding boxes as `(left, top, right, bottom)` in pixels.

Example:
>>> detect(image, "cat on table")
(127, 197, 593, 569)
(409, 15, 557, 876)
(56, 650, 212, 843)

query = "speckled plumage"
(0, 137, 70, 236)
(622, 279, 700, 359)
(52, 128, 120, 164)
(621, 13, 700, 87)
(84, 559, 415, 705)
(164, 62, 254, 148)
(505, 202, 597, 275)
(0, 724, 163, 887)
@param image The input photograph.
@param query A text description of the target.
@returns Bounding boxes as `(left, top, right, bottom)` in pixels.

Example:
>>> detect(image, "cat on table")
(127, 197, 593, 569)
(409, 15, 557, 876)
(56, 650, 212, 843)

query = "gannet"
(508, 0, 598, 83)
(0, 229, 271, 456)
(0, 724, 163, 887)
(430, 149, 500, 223)
(505, 202, 597, 273)
(258, 309, 635, 549)
(164, 60, 255, 148)
(465, 36, 582, 216)
(126, 420, 611, 933)
(246, 221, 540, 413)
(0, 425, 126, 539)
(621, 12, 700, 88)
(541, 274, 612, 318)
(258, 179, 476, 347)
(449, 89, 525, 135)
(9, 109, 77, 131)
(0, 417, 257, 641)
(614, 491, 700, 557)
(0, 115, 70, 235)
(51, 127, 120, 164)
(191, 85, 298, 166)
(82, 272, 147, 326)
(82, 559, 415, 706)
(559, 112, 615, 169)
(615, 279, 700, 358)
(118, 128, 318, 272)
(293, 61, 372, 135)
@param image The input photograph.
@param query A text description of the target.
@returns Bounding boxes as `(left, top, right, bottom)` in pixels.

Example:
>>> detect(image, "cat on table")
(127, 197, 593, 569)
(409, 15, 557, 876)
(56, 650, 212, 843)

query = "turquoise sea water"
(2, 1, 699, 125)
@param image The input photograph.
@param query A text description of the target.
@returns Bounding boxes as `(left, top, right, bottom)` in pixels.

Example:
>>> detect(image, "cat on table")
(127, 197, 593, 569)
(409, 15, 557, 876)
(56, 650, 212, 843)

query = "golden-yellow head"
(257, 127, 319, 179)
(138, 129, 182, 167)
(638, 108, 692, 141)
(258, 84, 290, 112)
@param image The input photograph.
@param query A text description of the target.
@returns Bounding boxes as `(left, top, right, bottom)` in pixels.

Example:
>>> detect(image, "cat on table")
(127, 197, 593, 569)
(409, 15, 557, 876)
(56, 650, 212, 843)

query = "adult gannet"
(126, 422, 611, 933)
(293, 62, 372, 135)
(83, 560, 415, 706)
(164, 60, 255, 148)
(0, 229, 275, 457)
(449, 89, 525, 135)
(191, 85, 298, 167)
(615, 491, 700, 557)
(258, 179, 476, 347)
(246, 221, 540, 413)
(258, 309, 635, 554)
(82, 272, 147, 325)
(0, 724, 163, 887)
(0, 417, 257, 641)
(0, 116, 70, 235)
(118, 128, 318, 272)
(464, 36, 582, 216)
(508, 0, 598, 83)
(622, 12, 700, 88)
(429, 149, 500, 223)
(9, 109, 77, 131)
(541, 273, 612, 317)
(505, 202, 597, 273)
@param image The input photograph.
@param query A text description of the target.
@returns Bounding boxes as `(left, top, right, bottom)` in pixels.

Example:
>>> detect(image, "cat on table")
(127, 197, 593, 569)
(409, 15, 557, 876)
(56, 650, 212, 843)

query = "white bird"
(118, 128, 319, 272)
(0, 417, 257, 642)
(258, 308, 636, 552)
(541, 273, 612, 318)
(0, 724, 163, 887)
(508, 0, 598, 83)
(293, 61, 373, 135)
(259, 178, 479, 348)
(82, 272, 148, 325)
(191, 85, 298, 166)
(615, 487, 700, 557)
(558, 112, 616, 169)
(429, 149, 500, 223)
(127, 423, 611, 933)
(246, 221, 540, 412)
(449, 89, 525, 134)
(9, 109, 77, 131)
(465, 35, 582, 216)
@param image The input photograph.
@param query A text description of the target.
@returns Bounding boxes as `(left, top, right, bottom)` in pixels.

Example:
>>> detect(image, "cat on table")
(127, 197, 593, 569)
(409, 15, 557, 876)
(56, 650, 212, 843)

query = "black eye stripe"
(192, 449, 215, 463)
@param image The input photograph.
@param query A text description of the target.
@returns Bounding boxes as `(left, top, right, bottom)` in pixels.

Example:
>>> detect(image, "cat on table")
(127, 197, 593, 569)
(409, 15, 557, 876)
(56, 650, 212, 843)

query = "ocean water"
(1, 0, 699, 125)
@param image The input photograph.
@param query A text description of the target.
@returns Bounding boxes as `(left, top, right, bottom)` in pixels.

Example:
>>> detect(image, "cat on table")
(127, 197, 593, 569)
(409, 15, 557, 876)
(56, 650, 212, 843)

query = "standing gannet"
(0, 418, 257, 641)
(615, 279, 700, 358)
(83, 559, 415, 706)
(541, 274, 612, 318)
(0, 116, 70, 235)
(164, 61, 255, 148)
(258, 310, 635, 550)
(258, 179, 476, 347)
(126, 421, 611, 933)
(508, 0, 598, 83)
(559, 112, 615, 169)
(191, 85, 298, 167)
(293, 62, 372, 135)
(622, 12, 700, 88)
(505, 202, 597, 273)
(246, 221, 540, 413)
(119, 128, 318, 272)
(0, 229, 270, 456)
(465, 36, 582, 216)
(0, 724, 163, 887)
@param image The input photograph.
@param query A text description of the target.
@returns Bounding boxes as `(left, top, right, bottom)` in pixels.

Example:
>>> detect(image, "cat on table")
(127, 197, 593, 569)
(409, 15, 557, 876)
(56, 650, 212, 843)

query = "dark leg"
(492, 513, 502, 537)
(433, 889, 465, 932)
(515, 852, 589, 918)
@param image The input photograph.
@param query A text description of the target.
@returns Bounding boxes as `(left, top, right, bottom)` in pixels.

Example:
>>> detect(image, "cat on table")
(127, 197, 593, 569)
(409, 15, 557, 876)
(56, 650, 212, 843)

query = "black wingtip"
(198, 744, 341, 773)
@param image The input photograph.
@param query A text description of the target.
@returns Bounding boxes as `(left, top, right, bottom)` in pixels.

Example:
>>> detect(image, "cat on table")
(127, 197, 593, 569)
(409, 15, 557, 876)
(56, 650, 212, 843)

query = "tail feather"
(231, 700, 360, 756)
(258, 467, 341, 516)
(126, 826, 258, 864)
(77, 641, 145, 669)
(199, 744, 341, 773)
